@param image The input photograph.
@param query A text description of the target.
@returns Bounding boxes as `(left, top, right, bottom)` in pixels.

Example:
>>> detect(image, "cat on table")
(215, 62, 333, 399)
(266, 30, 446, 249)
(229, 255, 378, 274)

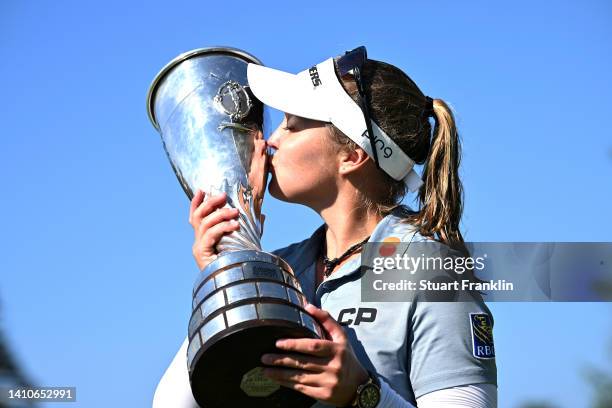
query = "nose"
(266, 123, 283, 149)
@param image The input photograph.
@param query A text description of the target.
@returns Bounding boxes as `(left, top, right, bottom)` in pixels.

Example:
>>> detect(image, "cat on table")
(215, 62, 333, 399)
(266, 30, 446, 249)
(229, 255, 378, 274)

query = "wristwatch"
(351, 371, 381, 408)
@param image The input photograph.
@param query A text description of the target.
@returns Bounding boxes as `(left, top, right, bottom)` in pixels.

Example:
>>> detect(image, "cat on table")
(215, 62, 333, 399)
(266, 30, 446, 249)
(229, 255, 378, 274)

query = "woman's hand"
(189, 190, 240, 270)
(261, 304, 369, 407)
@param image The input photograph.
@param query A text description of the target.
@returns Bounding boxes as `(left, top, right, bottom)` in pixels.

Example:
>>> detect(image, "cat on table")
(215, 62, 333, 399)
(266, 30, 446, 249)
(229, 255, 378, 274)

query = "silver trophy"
(147, 47, 323, 408)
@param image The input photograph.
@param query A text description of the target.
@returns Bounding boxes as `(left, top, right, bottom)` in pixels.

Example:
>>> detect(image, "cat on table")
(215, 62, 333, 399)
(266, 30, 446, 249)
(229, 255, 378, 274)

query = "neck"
(317, 198, 382, 259)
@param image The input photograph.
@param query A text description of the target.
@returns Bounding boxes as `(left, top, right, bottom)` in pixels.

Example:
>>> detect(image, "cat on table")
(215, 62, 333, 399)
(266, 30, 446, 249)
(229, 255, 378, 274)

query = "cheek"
(269, 140, 335, 198)
(277, 137, 320, 173)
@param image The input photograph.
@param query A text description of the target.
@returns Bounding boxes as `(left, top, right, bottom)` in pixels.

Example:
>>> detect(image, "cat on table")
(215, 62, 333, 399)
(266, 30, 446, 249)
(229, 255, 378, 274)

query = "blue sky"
(1, 0, 611, 407)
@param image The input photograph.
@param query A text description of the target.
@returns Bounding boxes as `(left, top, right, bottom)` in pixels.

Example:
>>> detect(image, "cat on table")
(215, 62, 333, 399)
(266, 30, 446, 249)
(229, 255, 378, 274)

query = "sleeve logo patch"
(470, 313, 495, 359)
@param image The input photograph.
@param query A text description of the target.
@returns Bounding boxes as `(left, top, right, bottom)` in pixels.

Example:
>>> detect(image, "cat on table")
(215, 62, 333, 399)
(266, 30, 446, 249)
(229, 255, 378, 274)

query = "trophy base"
(190, 320, 317, 408)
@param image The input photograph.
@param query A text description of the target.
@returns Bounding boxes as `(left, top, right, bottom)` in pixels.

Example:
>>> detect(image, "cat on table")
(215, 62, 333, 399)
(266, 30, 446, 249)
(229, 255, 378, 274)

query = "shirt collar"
(295, 205, 419, 283)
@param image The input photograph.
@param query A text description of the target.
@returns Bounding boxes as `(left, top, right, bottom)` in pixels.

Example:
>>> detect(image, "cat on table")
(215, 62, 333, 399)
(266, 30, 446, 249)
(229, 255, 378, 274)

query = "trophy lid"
(146, 46, 264, 131)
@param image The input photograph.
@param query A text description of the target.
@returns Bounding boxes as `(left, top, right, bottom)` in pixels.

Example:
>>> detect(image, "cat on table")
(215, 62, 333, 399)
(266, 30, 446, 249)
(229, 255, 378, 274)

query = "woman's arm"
(416, 383, 497, 408)
(151, 338, 198, 408)
(378, 378, 496, 408)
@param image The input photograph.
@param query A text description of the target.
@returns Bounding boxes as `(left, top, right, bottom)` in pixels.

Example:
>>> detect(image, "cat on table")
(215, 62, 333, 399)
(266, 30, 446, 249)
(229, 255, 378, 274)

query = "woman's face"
(266, 113, 339, 207)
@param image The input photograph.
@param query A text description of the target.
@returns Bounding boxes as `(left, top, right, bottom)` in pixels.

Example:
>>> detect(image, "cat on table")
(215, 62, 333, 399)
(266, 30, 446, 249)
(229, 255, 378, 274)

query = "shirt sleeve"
(378, 377, 417, 407)
(416, 383, 498, 407)
(407, 296, 497, 399)
(377, 379, 497, 408)
(152, 337, 199, 408)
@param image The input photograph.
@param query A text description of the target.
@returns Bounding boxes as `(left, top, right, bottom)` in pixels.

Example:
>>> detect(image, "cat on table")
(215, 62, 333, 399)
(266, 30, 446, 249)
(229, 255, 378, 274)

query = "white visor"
(247, 57, 423, 192)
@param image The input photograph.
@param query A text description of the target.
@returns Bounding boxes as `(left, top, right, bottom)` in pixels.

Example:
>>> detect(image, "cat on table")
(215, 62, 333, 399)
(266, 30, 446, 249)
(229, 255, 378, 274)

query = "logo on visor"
(363, 130, 393, 159)
(309, 66, 322, 87)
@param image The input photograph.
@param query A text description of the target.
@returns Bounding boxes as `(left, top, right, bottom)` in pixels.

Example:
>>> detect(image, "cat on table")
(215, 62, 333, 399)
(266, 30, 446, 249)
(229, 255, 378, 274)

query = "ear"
(338, 147, 371, 177)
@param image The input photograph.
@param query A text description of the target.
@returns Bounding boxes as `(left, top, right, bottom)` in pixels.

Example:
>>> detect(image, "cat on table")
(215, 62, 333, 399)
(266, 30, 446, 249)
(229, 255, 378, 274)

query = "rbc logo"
(470, 313, 495, 359)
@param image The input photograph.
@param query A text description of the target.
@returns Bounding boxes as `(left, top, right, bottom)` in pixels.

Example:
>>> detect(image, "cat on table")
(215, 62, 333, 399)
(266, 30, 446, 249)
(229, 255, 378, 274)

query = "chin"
(267, 177, 283, 200)
(268, 176, 298, 203)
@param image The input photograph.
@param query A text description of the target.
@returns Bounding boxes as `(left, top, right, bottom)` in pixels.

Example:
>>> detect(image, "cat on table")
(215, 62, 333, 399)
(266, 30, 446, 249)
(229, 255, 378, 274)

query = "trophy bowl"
(147, 47, 323, 408)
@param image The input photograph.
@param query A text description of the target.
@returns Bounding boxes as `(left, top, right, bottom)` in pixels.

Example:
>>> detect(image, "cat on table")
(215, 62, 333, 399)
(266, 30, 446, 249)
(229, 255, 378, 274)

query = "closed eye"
(284, 113, 298, 131)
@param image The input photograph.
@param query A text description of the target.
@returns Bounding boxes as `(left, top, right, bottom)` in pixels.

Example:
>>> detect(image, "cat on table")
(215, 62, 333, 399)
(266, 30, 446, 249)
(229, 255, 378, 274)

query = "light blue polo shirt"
(273, 206, 497, 405)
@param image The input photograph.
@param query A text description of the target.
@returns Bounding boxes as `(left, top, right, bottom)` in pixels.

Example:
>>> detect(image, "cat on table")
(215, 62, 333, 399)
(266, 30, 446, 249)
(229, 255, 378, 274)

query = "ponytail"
(331, 59, 468, 255)
(409, 99, 467, 255)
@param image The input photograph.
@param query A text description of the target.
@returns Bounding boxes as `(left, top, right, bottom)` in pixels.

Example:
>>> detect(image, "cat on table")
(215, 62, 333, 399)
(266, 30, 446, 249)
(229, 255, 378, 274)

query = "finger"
(261, 368, 320, 386)
(305, 303, 346, 342)
(190, 193, 228, 228)
(189, 190, 205, 222)
(201, 220, 240, 248)
(275, 338, 334, 357)
(261, 353, 328, 372)
(197, 207, 240, 237)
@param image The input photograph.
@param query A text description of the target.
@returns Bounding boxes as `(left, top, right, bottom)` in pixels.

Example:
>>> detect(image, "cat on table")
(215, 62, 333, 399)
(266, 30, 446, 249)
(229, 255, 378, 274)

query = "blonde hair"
(330, 59, 467, 255)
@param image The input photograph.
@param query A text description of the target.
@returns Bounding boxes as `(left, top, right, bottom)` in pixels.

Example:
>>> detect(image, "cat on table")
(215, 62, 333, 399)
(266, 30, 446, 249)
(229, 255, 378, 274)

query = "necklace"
(322, 235, 371, 278)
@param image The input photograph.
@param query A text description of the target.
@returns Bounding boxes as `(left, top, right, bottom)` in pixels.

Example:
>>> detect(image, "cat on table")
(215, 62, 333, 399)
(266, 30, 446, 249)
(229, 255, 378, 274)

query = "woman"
(157, 46, 497, 407)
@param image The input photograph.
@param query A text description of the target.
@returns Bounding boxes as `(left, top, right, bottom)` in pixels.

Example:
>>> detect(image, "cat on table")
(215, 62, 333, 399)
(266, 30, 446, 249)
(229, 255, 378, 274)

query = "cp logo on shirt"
(338, 308, 378, 326)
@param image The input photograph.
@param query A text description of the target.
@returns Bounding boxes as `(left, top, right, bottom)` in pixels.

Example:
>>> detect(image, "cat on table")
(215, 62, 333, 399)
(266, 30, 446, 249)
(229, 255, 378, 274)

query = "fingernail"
(260, 355, 270, 364)
(275, 339, 286, 348)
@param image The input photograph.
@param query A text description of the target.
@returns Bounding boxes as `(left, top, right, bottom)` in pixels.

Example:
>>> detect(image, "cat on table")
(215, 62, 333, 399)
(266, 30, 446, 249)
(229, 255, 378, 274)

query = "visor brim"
(247, 63, 330, 122)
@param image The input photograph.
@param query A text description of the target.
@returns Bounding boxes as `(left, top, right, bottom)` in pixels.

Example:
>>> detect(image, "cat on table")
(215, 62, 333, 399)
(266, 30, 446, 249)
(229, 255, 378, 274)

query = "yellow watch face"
(359, 383, 380, 408)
